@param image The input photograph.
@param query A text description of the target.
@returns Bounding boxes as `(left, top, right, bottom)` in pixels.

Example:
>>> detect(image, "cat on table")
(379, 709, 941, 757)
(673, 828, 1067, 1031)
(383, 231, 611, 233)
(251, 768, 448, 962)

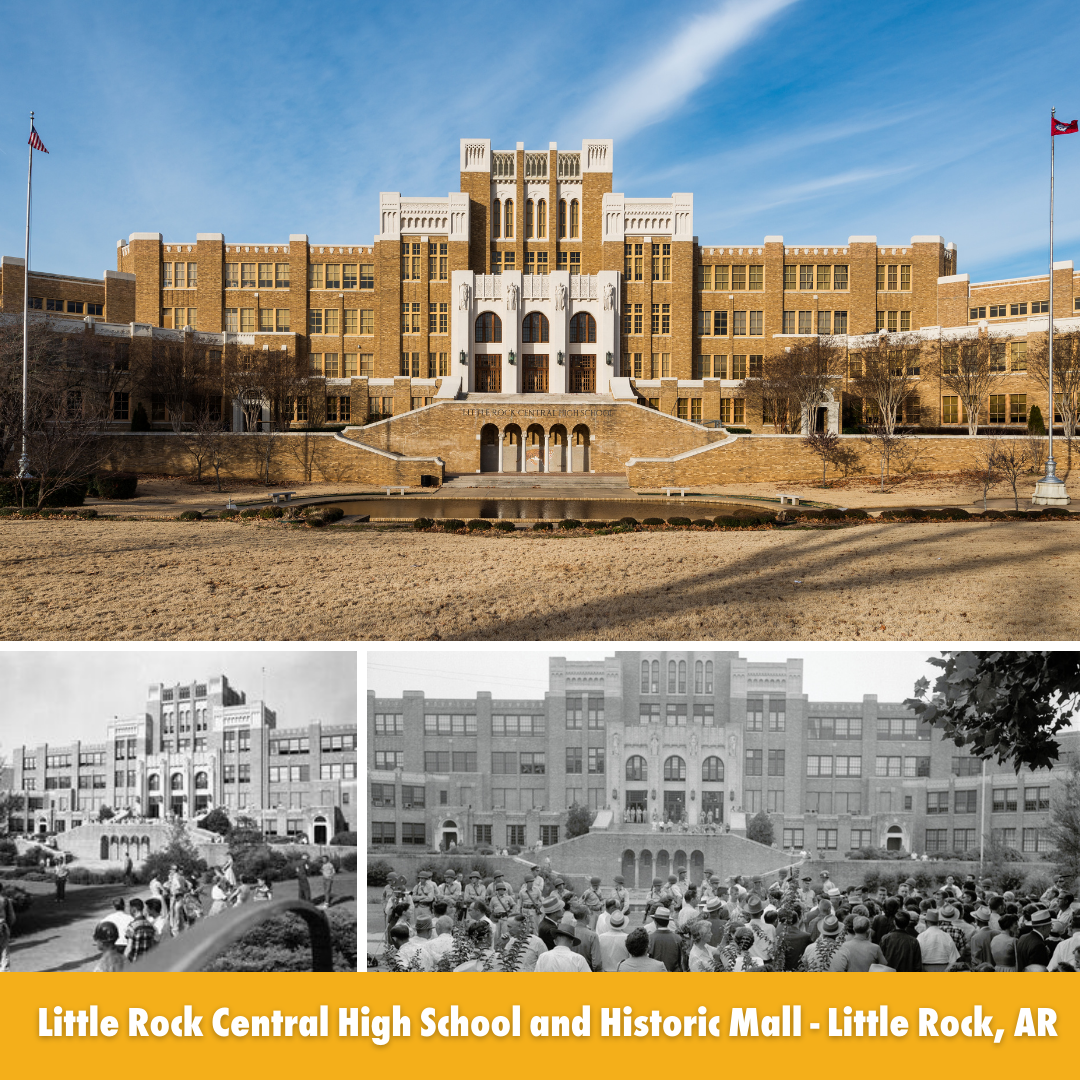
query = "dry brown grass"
(2, 518, 1078, 641)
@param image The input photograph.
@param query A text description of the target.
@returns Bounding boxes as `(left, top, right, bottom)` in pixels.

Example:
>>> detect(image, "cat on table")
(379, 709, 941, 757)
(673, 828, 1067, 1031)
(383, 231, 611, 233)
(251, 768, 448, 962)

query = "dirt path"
(2, 519, 1077, 641)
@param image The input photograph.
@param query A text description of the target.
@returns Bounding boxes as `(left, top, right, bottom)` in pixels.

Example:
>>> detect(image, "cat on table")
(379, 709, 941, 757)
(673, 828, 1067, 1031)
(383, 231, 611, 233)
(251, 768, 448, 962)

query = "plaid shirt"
(126, 916, 157, 962)
(941, 922, 969, 963)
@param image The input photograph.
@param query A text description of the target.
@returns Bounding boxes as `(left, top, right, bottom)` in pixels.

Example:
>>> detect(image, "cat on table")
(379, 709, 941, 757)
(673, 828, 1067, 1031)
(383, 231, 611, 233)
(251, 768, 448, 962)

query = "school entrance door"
(474, 355, 501, 393)
(523, 355, 548, 393)
(569, 355, 595, 393)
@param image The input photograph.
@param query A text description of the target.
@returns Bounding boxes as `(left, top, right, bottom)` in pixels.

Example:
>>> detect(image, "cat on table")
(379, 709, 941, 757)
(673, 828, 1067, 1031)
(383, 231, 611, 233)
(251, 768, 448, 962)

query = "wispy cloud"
(572, 0, 800, 141)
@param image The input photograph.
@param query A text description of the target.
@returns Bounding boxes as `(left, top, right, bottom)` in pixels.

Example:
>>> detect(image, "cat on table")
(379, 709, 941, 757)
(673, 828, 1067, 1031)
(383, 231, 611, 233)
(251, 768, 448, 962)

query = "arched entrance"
(570, 424, 590, 472)
(548, 425, 567, 472)
(37, 818, 48, 836)
(655, 849, 670, 882)
(480, 424, 500, 472)
(100, 836, 109, 860)
(673, 849, 687, 877)
(312, 815, 329, 845)
(525, 424, 545, 472)
(440, 819, 459, 851)
(502, 424, 522, 472)
(621, 849, 636, 887)
(638, 849, 653, 890)
(690, 849, 705, 885)
(885, 824, 905, 851)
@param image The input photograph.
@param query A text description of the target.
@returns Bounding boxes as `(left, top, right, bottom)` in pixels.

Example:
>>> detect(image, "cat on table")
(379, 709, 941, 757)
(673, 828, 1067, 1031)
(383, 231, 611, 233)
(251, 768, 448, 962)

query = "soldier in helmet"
(582, 877, 605, 929)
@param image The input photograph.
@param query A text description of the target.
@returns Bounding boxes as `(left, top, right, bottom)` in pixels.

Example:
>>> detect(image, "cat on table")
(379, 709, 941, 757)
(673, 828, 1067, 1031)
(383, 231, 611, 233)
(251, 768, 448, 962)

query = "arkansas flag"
(1052, 116, 1078, 135)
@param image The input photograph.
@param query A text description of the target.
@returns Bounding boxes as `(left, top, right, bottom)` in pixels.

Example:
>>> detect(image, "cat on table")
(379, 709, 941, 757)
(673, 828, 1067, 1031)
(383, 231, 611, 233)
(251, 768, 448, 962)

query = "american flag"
(28, 125, 48, 153)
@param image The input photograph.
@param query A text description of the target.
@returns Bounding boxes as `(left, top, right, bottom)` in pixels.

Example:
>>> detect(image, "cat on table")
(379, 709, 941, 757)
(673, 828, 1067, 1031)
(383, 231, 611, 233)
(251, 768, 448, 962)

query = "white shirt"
(534, 944, 591, 972)
(1048, 931, 1080, 971)
(419, 933, 455, 971)
(598, 930, 630, 972)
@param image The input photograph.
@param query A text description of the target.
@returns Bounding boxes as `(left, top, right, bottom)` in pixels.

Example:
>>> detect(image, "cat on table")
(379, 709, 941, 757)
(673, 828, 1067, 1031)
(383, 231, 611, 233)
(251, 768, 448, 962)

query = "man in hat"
(571, 903, 602, 970)
(798, 875, 816, 912)
(412, 870, 437, 919)
(439, 869, 462, 909)
(704, 896, 727, 947)
(537, 894, 565, 951)
(969, 905, 996, 966)
(596, 898, 618, 936)
(612, 875, 631, 915)
(1048, 908, 1080, 971)
(489, 879, 516, 921)
(644, 878, 665, 920)
(496, 911, 547, 972)
(399, 914, 434, 968)
(880, 910, 922, 971)
(519, 869, 544, 922)
(801, 915, 845, 971)
(938, 905, 970, 964)
(916, 909, 959, 971)
(598, 910, 630, 971)
(829, 915, 887, 971)
(1015, 908, 1053, 970)
(485, 871, 507, 903)
(775, 906, 810, 971)
(581, 877, 605, 929)
(744, 894, 776, 963)
(534, 912, 590, 971)
(647, 906, 681, 971)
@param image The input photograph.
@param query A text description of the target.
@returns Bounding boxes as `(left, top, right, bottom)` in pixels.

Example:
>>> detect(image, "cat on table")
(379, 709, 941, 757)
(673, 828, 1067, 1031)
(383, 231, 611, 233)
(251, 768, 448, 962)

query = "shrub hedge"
(90, 472, 138, 499)
(0, 477, 88, 507)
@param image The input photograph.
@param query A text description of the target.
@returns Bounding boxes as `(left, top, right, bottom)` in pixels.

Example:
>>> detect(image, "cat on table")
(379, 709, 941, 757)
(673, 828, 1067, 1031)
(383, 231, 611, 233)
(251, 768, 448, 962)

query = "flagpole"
(18, 112, 34, 479)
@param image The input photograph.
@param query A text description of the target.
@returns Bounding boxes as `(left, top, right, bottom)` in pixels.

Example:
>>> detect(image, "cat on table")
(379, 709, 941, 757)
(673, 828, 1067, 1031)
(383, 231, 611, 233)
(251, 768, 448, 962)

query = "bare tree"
(927, 331, 1007, 435)
(847, 333, 923, 439)
(994, 438, 1035, 510)
(971, 435, 1002, 511)
(139, 334, 217, 433)
(184, 402, 229, 487)
(750, 337, 845, 434)
(802, 430, 850, 487)
(1027, 328, 1080, 471)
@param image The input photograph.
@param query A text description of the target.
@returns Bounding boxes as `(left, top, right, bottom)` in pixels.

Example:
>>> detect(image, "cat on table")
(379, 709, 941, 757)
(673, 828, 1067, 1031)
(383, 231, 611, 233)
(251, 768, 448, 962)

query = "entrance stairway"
(441, 473, 635, 497)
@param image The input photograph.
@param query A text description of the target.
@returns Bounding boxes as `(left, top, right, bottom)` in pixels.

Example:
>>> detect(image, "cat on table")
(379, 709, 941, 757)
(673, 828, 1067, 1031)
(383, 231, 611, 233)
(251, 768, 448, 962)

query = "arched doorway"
(502, 424, 522, 472)
(673, 849, 687, 877)
(109, 836, 120, 860)
(440, 820, 459, 851)
(621, 849, 636, 888)
(38, 818, 48, 836)
(690, 849, 705, 885)
(100, 836, 109, 860)
(312, 815, 329, 845)
(480, 424, 500, 472)
(548, 425, 567, 472)
(655, 849, 670, 882)
(525, 424, 545, 472)
(571, 425, 590, 472)
(885, 824, 904, 851)
(638, 849, 653, 890)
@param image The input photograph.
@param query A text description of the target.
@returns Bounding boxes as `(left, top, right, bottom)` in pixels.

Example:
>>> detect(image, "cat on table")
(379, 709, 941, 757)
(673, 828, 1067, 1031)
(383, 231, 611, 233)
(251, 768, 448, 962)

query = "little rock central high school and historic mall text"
(2, 137, 1079, 484)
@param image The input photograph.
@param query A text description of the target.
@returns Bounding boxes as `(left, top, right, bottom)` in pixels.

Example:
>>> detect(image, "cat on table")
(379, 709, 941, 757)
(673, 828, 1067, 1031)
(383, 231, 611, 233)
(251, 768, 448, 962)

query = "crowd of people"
(375, 864, 1080, 972)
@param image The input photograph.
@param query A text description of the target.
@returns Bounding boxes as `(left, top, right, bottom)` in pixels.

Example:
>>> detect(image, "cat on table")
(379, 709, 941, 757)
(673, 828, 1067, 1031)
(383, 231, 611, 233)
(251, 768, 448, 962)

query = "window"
(1025, 785, 1050, 812)
(953, 789, 977, 814)
(992, 827, 1017, 848)
(834, 310, 848, 334)
(475, 312, 502, 343)
(768, 699, 786, 731)
(953, 828, 976, 852)
(664, 755, 686, 781)
(588, 748, 605, 774)
(1010, 395, 1027, 425)
(834, 755, 861, 777)
(566, 747, 583, 774)
(988, 394, 1006, 423)
(816, 829, 838, 851)
(924, 829, 948, 853)
(993, 787, 1018, 812)
(522, 311, 549, 342)
(693, 703, 715, 725)
(424, 751, 450, 772)
(806, 755, 832, 777)
(744, 749, 762, 776)
(701, 756, 724, 782)
(942, 396, 959, 424)
(451, 751, 476, 772)
(374, 750, 403, 770)
(569, 199, 579, 238)
(520, 752, 545, 774)
(850, 829, 873, 849)
(767, 749, 785, 776)
(733, 311, 747, 336)
(112, 392, 129, 422)
(767, 789, 785, 812)
(817, 265, 832, 290)
(569, 312, 596, 343)
(374, 713, 403, 735)
(540, 825, 559, 845)
(746, 696, 763, 730)
(401, 823, 426, 846)
(875, 756, 902, 777)
(783, 827, 804, 849)
(926, 791, 949, 814)
(371, 822, 395, 845)
(952, 757, 982, 777)
(665, 703, 687, 726)
(833, 265, 849, 290)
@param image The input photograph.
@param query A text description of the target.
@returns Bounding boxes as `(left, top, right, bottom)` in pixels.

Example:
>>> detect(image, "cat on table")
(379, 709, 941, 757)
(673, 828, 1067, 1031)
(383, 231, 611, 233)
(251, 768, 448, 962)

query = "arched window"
(640, 660, 650, 693)
(570, 199, 580, 238)
(521, 312, 549, 343)
(195, 771, 209, 789)
(702, 756, 724, 782)
(695, 661, 703, 694)
(525, 199, 534, 239)
(147, 774, 160, 792)
(651, 660, 659, 693)
(569, 312, 596, 343)
(170, 772, 184, 791)
(678, 660, 687, 694)
(664, 756, 686, 782)
(705, 661, 713, 693)
(667, 660, 677, 693)
(558, 199, 567, 239)
(475, 312, 503, 343)
(537, 199, 547, 238)
(626, 755, 647, 782)
(492, 199, 501, 240)
(504, 199, 514, 238)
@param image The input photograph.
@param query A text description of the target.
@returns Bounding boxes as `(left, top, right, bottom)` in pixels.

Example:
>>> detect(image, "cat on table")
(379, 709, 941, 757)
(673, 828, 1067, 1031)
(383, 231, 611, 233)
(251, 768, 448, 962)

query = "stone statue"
(505, 282, 518, 311)
(729, 733, 737, 756)
(690, 732, 699, 758)
(613, 731, 620, 756)
(603, 281, 616, 311)
(458, 282, 471, 310)
(650, 732, 659, 757)
(555, 282, 567, 311)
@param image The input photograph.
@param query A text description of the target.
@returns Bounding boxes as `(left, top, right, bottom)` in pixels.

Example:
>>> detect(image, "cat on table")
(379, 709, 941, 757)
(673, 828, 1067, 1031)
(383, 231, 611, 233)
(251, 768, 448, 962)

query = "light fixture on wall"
(557, 350, 565, 366)
(508, 350, 516, 366)
(606, 351, 613, 366)
(459, 350, 468, 366)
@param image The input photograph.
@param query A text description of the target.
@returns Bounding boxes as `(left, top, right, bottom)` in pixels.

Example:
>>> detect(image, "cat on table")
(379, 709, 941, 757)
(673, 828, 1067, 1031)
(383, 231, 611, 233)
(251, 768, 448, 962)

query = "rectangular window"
(816, 829, 838, 851)
(424, 751, 450, 772)
(491, 752, 517, 774)
(451, 751, 476, 772)
(748, 264, 763, 291)
(800, 265, 814, 290)
(993, 787, 1018, 812)
(745, 749, 763, 776)
(732, 311, 747, 336)
(924, 829, 948, 853)
(783, 264, 796, 291)
(900, 265, 911, 290)
(324, 308, 340, 335)
(926, 791, 949, 815)
(955, 789, 977, 814)
(588, 748, 605, 774)
(371, 822, 395, 845)
(308, 309, 323, 335)
(374, 750, 403, 770)
(1025, 785, 1050, 812)
(359, 263, 374, 289)
(782, 827, 804, 849)
(258, 263, 273, 289)
(1010, 395, 1027, 425)
(798, 310, 812, 335)
(989, 394, 1006, 423)
(749, 311, 763, 335)
(992, 827, 1017, 848)
(767, 749, 785, 776)
(401, 823, 426, 846)
(565, 747, 582, 774)
(520, 752, 545, 775)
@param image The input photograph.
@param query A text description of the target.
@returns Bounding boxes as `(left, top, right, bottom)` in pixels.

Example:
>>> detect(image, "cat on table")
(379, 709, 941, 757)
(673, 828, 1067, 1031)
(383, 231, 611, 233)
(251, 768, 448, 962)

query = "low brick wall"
(627, 433, 1032, 488)
(94, 432, 442, 487)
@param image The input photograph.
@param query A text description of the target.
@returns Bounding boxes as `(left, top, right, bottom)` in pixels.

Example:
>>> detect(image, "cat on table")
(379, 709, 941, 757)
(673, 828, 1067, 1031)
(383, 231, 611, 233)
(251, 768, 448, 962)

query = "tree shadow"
(42, 953, 99, 972)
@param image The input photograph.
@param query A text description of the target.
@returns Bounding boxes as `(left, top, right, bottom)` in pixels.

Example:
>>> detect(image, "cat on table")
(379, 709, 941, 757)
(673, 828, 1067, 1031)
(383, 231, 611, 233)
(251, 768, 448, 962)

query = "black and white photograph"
(0, 648, 358, 972)
(365, 646, 1080, 972)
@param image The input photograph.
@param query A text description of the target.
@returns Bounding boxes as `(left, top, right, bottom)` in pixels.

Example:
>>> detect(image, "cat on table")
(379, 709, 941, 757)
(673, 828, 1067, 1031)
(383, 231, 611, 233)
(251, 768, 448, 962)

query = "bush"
(320, 507, 344, 524)
(203, 906, 356, 972)
(1028, 404, 1047, 436)
(493, 520, 516, 532)
(692, 519, 714, 528)
(330, 831, 357, 846)
(746, 809, 774, 846)
(0, 839, 17, 865)
(66, 867, 127, 886)
(220, 507, 239, 519)
(258, 506, 284, 520)
(339, 851, 357, 873)
(1037, 506, 1071, 518)
(843, 508, 868, 520)
(131, 401, 151, 432)
(619, 516, 638, 527)
(559, 518, 581, 530)
(820, 508, 845, 521)
(2, 883, 32, 913)
(667, 516, 691, 527)
(198, 807, 232, 836)
(307, 515, 326, 527)
(981, 509, 1007, 519)
(413, 517, 434, 530)
(531, 522, 553, 531)
(642, 517, 665, 526)
(906, 508, 927, 520)
(90, 472, 138, 499)
(466, 518, 492, 531)
(713, 514, 739, 527)
(441, 518, 465, 532)
(240, 508, 259, 518)
(178, 510, 202, 521)
(0, 477, 88, 508)
(367, 858, 395, 887)
(726, 427, 752, 434)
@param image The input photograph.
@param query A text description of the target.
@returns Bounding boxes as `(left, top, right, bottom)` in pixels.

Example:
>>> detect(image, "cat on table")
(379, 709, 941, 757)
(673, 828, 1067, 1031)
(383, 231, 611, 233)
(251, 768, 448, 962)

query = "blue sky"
(1, 0, 1079, 284)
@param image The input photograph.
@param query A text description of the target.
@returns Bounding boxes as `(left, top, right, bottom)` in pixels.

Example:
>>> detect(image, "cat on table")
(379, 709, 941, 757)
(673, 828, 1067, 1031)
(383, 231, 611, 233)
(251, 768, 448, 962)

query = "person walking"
(53, 856, 69, 903)
(320, 856, 336, 908)
(297, 855, 311, 903)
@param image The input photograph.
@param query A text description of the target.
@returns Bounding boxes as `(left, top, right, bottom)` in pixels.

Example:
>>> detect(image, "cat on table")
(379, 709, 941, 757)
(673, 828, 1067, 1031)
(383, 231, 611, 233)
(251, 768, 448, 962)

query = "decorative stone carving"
(650, 732, 659, 758)
(458, 282, 471, 311)
(506, 282, 518, 311)
(554, 282, 567, 311)
(690, 732, 699, 758)
(603, 282, 616, 311)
